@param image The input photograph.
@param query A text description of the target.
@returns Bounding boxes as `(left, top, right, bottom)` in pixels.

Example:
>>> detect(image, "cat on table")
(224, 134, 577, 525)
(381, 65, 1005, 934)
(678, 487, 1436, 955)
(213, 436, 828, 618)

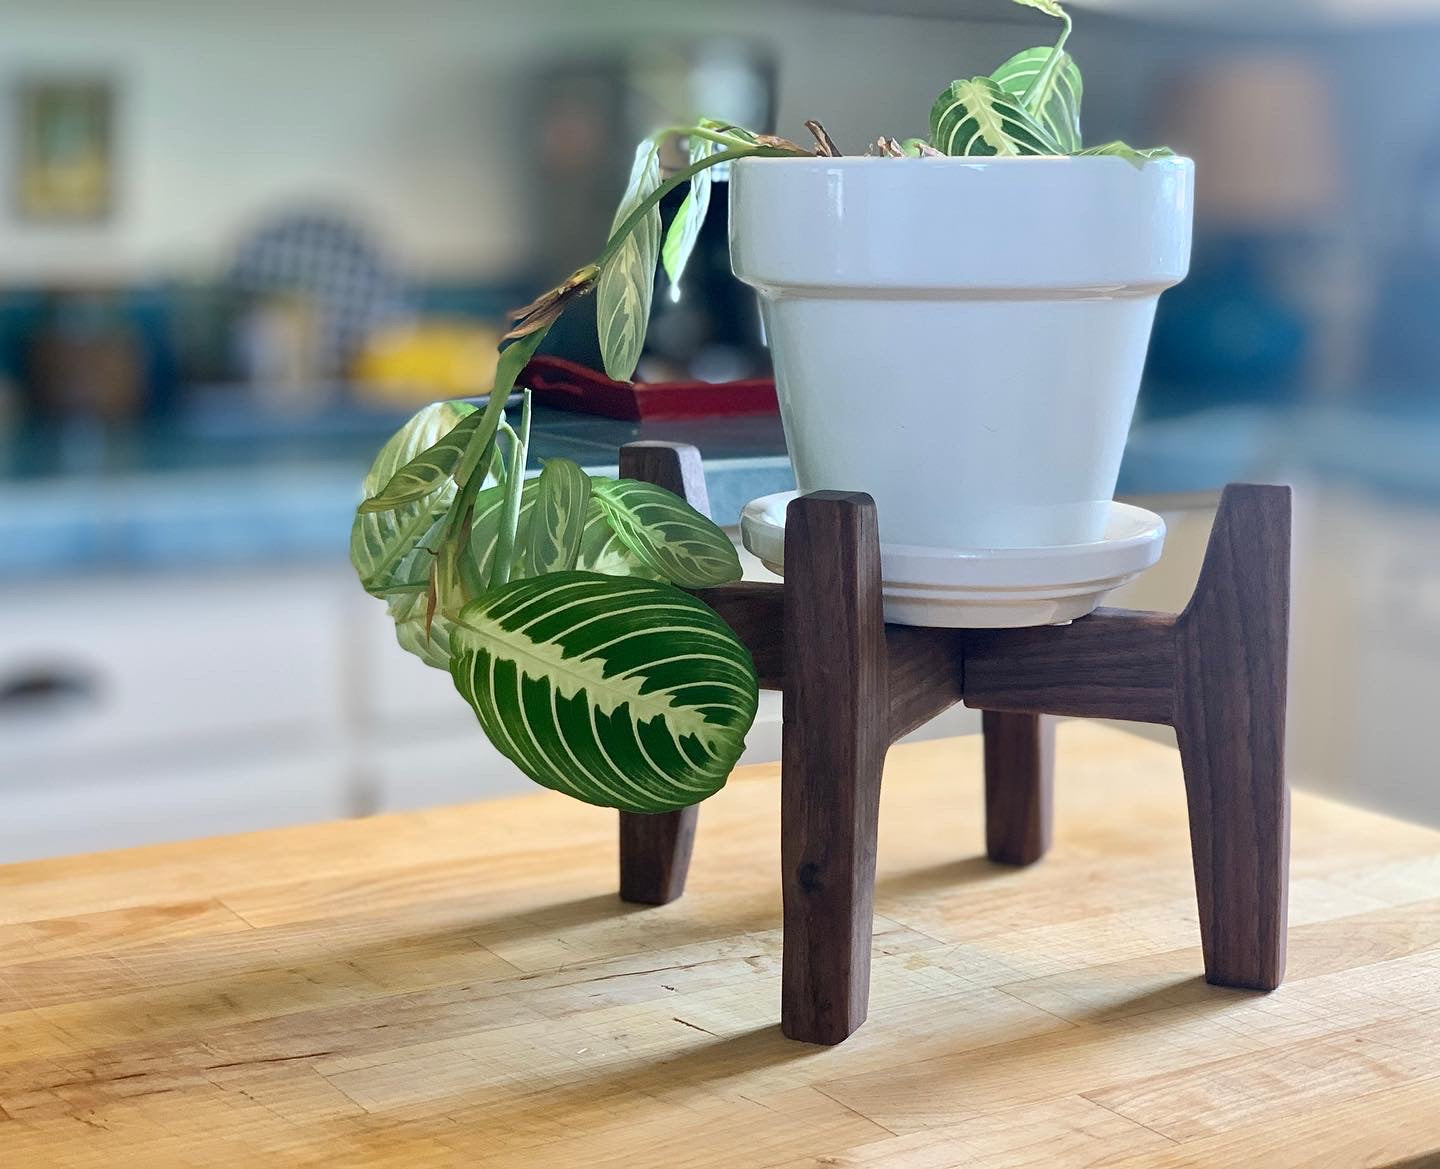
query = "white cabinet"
(1, 567, 357, 860)
(3, 569, 346, 777)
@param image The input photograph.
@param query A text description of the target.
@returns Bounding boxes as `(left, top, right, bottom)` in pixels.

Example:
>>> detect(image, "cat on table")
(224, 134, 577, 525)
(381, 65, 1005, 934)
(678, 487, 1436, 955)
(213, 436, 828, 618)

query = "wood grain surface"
(1, 723, 1438, 1168)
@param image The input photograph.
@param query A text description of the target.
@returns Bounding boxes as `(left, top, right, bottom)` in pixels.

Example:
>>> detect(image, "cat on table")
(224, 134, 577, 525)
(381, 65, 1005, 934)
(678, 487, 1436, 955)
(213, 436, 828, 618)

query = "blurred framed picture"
(15, 79, 114, 222)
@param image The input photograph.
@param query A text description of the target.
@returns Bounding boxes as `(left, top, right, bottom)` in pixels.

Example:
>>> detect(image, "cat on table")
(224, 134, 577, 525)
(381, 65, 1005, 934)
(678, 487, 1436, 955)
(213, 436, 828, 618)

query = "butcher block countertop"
(3, 723, 1440, 1169)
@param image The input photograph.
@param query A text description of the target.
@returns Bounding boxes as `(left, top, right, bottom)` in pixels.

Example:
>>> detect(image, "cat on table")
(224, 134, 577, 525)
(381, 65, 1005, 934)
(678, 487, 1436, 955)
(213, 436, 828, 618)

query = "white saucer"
(739, 492, 1166, 629)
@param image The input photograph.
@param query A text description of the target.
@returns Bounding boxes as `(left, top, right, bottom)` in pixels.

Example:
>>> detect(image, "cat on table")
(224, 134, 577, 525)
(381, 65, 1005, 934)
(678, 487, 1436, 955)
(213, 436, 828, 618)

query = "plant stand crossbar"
(616, 441, 1291, 1046)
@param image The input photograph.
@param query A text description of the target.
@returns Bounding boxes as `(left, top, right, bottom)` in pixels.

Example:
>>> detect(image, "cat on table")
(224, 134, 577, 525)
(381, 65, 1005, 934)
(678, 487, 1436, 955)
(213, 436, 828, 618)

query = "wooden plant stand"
(615, 440, 1292, 1046)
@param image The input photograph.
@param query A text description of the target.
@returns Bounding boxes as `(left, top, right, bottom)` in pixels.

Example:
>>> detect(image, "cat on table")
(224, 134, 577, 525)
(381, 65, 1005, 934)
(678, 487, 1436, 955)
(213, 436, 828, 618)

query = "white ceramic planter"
(729, 156, 1194, 550)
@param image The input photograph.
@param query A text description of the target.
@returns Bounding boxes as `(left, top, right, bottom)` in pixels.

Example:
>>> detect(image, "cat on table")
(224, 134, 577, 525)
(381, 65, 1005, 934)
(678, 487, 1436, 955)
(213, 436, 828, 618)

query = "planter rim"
(729, 150, 1194, 292)
(732, 154, 1192, 170)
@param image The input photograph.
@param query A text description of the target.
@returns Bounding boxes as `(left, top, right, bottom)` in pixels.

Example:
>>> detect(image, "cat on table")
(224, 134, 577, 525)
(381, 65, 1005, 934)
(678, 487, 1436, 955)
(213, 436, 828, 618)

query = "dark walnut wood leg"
(983, 711, 1055, 866)
(616, 442, 712, 906)
(780, 492, 889, 1045)
(618, 809, 698, 906)
(1174, 484, 1292, 990)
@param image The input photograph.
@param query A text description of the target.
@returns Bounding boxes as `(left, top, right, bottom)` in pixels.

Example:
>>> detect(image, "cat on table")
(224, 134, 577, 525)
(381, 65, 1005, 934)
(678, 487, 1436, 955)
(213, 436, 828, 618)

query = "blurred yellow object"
(352, 321, 502, 404)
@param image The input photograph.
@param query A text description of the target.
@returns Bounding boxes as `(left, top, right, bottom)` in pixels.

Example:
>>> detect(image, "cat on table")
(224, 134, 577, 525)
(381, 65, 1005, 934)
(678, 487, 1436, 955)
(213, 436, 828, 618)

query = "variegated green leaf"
(357, 409, 491, 514)
(596, 138, 662, 381)
(929, 77, 1062, 157)
(464, 478, 659, 588)
(450, 572, 757, 812)
(522, 458, 591, 577)
(350, 400, 475, 598)
(1076, 140, 1176, 166)
(358, 329, 547, 515)
(590, 477, 741, 589)
(488, 397, 533, 591)
(576, 495, 661, 579)
(392, 593, 454, 669)
(660, 132, 717, 297)
(991, 46, 1083, 153)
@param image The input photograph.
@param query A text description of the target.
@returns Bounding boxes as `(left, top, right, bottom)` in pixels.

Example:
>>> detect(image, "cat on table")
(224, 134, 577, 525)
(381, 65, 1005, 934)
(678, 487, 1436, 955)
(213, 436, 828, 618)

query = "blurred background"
(2, 0, 1437, 861)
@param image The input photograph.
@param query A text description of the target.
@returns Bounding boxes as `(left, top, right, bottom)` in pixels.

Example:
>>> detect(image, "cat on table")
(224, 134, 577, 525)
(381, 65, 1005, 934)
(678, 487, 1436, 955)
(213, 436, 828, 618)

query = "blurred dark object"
(523, 354, 777, 420)
(1144, 55, 1341, 418)
(1144, 238, 1309, 417)
(0, 662, 100, 718)
(6, 289, 179, 423)
(27, 292, 144, 422)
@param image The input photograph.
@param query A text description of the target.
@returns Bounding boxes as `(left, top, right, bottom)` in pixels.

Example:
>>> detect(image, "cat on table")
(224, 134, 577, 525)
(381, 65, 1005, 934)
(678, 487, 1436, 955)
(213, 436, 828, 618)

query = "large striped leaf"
(596, 138, 662, 381)
(450, 572, 758, 812)
(590, 477, 742, 588)
(522, 458, 591, 577)
(929, 77, 1062, 157)
(660, 132, 717, 298)
(350, 400, 476, 598)
(991, 46, 1083, 153)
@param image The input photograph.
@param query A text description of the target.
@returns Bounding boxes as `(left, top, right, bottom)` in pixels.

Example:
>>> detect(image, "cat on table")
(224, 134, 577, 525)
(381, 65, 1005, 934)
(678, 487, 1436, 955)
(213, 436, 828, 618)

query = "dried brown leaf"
(752, 133, 808, 153)
(503, 264, 599, 342)
(805, 120, 842, 157)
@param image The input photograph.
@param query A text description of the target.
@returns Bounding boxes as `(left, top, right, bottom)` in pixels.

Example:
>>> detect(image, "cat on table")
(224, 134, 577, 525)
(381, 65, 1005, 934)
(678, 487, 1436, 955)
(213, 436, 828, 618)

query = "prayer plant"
(352, 0, 1170, 813)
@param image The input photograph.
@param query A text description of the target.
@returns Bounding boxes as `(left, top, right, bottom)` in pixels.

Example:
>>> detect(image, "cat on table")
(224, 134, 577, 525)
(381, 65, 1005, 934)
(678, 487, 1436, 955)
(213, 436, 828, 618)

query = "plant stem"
(439, 322, 549, 573)
(669, 124, 759, 152)
(1020, 11, 1073, 114)
(489, 389, 533, 590)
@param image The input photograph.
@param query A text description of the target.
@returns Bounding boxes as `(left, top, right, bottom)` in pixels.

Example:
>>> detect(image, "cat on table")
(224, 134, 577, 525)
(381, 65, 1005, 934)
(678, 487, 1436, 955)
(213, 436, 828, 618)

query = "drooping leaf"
(357, 409, 491, 514)
(354, 401, 460, 672)
(660, 133, 717, 297)
(522, 458, 592, 577)
(991, 46, 1083, 153)
(1076, 140, 1177, 166)
(929, 77, 1063, 157)
(489, 394, 533, 590)
(596, 138, 662, 381)
(1009, 0, 1067, 19)
(358, 329, 548, 515)
(590, 477, 742, 588)
(390, 588, 454, 670)
(350, 400, 476, 598)
(504, 264, 599, 342)
(449, 572, 757, 812)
